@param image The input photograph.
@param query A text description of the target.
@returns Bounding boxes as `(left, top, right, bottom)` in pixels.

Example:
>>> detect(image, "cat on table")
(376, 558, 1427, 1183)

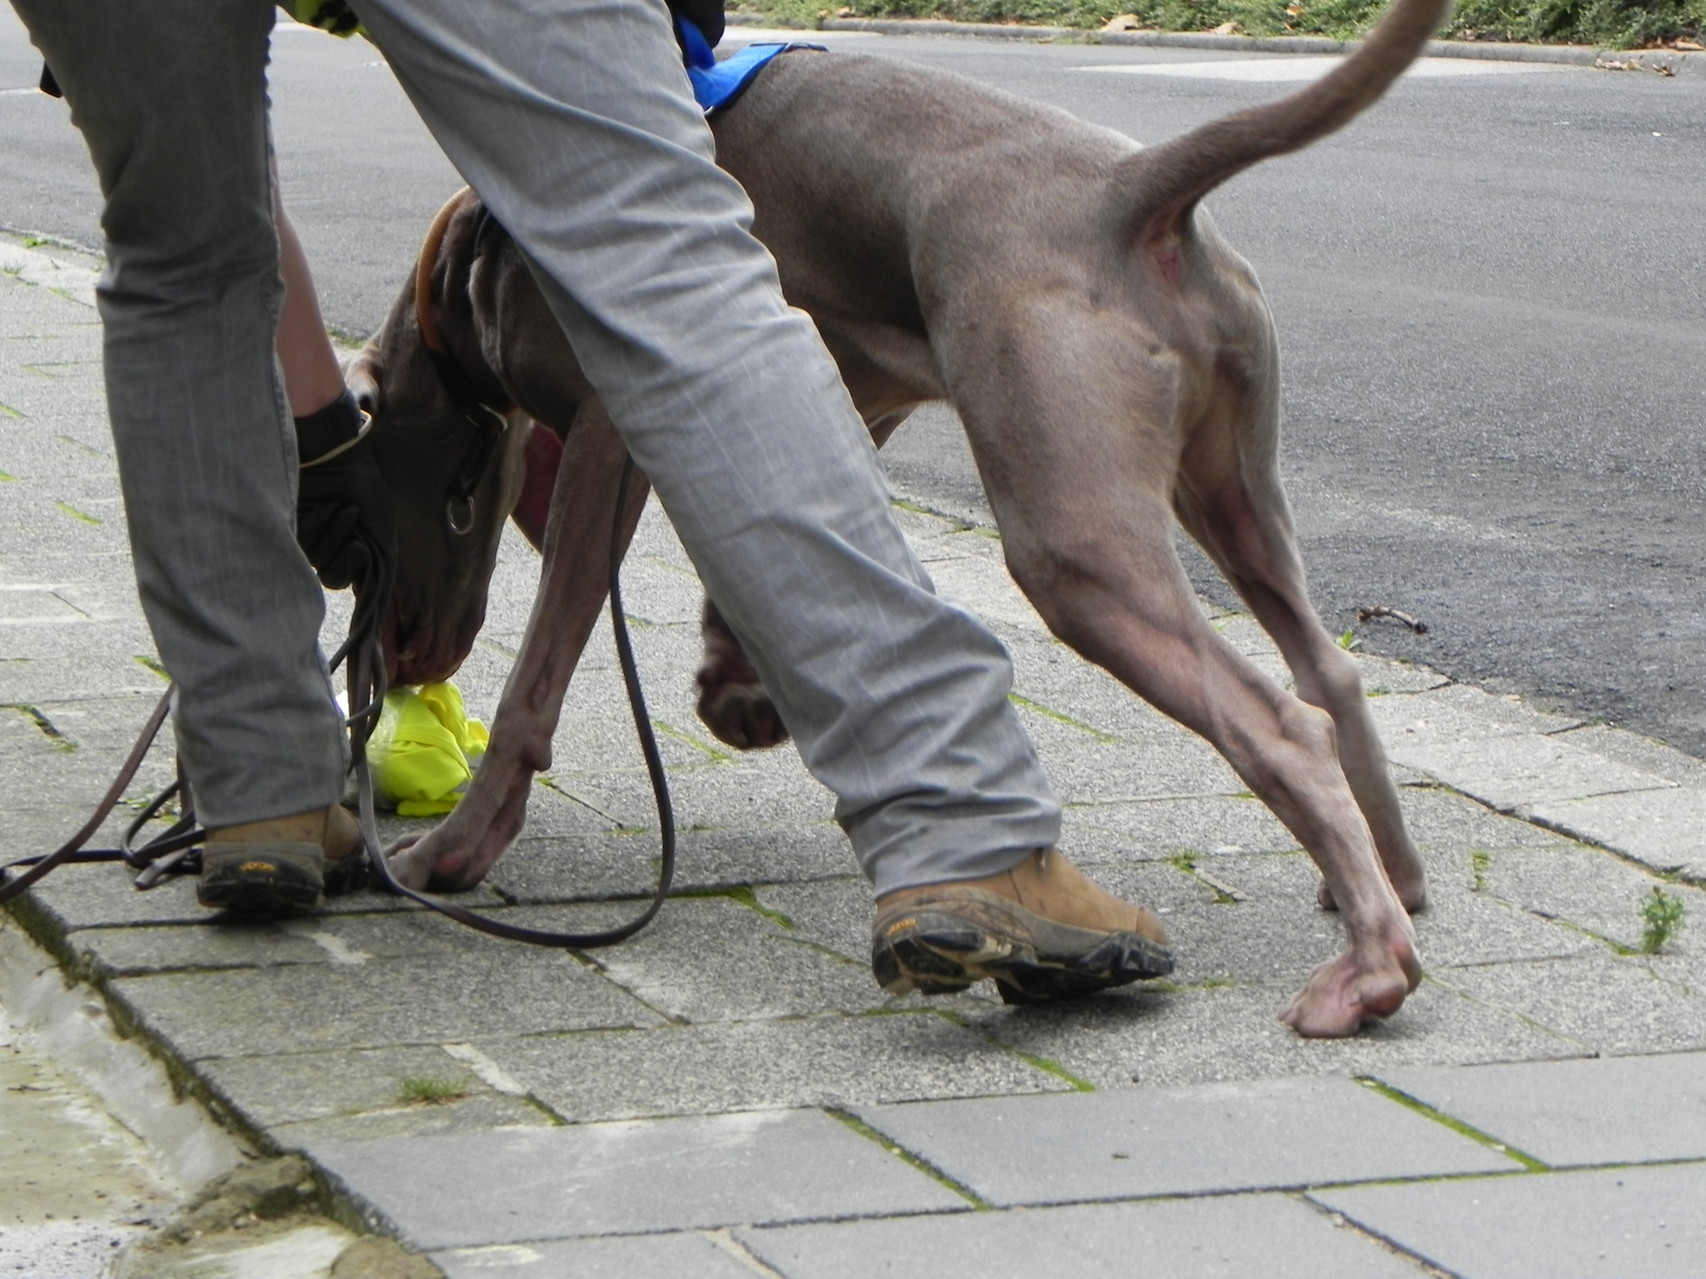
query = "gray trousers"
(11, 0, 1061, 894)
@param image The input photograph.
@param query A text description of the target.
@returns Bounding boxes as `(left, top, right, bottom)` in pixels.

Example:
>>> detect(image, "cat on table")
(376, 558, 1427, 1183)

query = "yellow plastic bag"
(364, 682, 488, 816)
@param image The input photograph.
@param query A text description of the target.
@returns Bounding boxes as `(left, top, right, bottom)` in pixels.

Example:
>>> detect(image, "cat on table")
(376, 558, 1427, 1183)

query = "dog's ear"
(344, 346, 384, 419)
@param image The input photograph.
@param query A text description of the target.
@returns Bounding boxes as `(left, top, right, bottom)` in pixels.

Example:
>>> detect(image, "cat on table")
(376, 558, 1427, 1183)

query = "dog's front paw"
(384, 831, 487, 894)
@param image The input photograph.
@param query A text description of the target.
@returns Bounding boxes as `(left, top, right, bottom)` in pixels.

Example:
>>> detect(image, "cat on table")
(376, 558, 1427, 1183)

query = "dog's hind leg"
(1006, 498, 1418, 1036)
(387, 401, 648, 892)
(1174, 431, 1427, 913)
(947, 313, 1417, 1036)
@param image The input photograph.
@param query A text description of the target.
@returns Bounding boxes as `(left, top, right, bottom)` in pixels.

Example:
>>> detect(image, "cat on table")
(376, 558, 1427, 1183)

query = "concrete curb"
(729, 11, 1706, 77)
(0, 921, 244, 1193)
(0, 238, 98, 307)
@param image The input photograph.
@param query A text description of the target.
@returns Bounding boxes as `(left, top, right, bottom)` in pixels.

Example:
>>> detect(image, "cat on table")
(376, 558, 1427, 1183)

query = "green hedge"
(734, 0, 1703, 46)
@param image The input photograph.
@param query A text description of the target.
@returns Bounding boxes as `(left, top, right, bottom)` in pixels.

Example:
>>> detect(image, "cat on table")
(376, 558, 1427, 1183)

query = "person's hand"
(295, 392, 396, 597)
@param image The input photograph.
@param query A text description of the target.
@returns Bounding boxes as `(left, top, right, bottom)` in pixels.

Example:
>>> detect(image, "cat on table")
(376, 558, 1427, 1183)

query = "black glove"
(295, 390, 396, 597)
(667, 0, 724, 53)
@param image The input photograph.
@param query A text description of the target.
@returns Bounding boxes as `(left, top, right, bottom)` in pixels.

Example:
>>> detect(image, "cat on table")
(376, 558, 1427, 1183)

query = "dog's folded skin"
(359, 0, 1449, 1037)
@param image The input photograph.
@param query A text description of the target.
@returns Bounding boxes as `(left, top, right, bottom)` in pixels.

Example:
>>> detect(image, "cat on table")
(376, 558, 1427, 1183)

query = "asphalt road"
(3, 15, 1704, 758)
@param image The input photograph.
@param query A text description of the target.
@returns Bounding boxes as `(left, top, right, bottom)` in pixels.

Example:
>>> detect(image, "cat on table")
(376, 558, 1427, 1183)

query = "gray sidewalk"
(3, 233, 1705, 1277)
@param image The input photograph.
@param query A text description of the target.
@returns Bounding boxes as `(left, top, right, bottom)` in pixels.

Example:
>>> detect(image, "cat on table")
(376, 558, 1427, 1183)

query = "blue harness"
(677, 18, 822, 113)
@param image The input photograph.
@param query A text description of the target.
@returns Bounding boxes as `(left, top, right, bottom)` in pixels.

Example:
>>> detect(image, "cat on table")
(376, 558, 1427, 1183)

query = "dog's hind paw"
(696, 679, 789, 751)
(1278, 927, 1421, 1038)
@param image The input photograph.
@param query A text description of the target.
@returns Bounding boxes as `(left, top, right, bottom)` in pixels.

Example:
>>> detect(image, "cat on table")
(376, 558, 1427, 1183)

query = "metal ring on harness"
(442, 399, 509, 536)
(447, 493, 476, 536)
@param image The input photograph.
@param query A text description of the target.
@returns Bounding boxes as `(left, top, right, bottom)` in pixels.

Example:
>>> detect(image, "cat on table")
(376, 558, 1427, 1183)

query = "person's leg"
(10, 2, 349, 881)
(349, 0, 1057, 894)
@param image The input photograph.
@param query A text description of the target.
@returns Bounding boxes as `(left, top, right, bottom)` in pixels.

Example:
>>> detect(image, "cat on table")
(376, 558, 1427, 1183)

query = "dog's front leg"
(388, 405, 647, 891)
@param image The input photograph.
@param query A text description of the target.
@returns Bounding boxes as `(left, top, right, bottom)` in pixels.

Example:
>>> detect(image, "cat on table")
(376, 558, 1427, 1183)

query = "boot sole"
(198, 844, 325, 915)
(871, 894, 1174, 1004)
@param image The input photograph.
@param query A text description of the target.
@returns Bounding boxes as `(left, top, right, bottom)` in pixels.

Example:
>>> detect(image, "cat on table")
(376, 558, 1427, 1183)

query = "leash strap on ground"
(2, 464, 677, 949)
(0, 690, 176, 905)
(350, 457, 677, 946)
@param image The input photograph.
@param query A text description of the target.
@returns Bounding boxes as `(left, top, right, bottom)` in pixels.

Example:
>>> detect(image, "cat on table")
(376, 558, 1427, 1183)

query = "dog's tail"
(1119, 0, 1450, 248)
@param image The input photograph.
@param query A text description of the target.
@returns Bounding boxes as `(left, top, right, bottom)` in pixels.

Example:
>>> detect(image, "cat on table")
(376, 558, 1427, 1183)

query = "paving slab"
(1368, 682, 1585, 741)
(1101, 848, 1592, 986)
(1552, 725, 1706, 789)
(477, 1011, 1069, 1123)
(199, 1037, 558, 1146)
(546, 755, 832, 831)
(270, 1093, 557, 1147)
(1375, 1051, 1706, 1167)
(0, 654, 161, 705)
(10, 836, 512, 936)
(1389, 731, 1675, 814)
(194, 1041, 531, 1130)
(995, 632, 1201, 743)
(529, 893, 883, 1022)
(853, 1076, 1519, 1206)
(1313, 1162, 1706, 1279)
(1066, 794, 1298, 858)
(1032, 734, 1245, 806)
(1394, 785, 1578, 852)
(106, 942, 663, 1060)
(964, 978, 1582, 1090)
(740, 1192, 1430, 1279)
(490, 820, 852, 905)
(1531, 786, 1706, 881)
(311, 1109, 968, 1250)
(1477, 842, 1692, 950)
(434, 1233, 759, 1278)
(1433, 953, 1706, 1056)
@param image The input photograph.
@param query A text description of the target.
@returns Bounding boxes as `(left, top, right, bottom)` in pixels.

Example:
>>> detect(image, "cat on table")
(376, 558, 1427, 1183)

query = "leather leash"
(414, 190, 512, 537)
(3, 199, 679, 946)
(2, 475, 677, 947)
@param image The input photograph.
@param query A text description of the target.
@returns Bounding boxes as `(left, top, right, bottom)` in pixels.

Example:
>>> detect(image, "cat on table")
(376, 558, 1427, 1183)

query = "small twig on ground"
(1355, 605, 1429, 634)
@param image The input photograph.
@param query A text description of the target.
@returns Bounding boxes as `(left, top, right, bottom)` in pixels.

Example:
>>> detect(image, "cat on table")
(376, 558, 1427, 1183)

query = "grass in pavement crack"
(826, 1108, 991, 1208)
(1639, 886, 1687, 954)
(936, 1009, 1096, 1091)
(674, 883, 797, 930)
(8, 704, 75, 751)
(1356, 1078, 1548, 1170)
(1007, 692, 1119, 742)
(54, 500, 100, 525)
(649, 716, 732, 763)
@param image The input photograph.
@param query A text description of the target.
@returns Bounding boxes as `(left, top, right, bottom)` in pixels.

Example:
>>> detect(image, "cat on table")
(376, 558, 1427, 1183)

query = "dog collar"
(676, 17, 823, 115)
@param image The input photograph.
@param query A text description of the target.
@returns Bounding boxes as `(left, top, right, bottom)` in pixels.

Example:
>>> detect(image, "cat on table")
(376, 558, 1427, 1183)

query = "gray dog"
(353, 0, 1446, 1037)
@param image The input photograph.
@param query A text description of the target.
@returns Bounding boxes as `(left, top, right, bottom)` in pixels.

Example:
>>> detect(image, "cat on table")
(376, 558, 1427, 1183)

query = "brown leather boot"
(871, 849, 1173, 1004)
(197, 806, 361, 915)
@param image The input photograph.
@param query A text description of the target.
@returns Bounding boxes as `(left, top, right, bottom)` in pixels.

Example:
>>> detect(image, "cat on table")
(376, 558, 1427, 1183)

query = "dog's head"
(350, 321, 529, 688)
